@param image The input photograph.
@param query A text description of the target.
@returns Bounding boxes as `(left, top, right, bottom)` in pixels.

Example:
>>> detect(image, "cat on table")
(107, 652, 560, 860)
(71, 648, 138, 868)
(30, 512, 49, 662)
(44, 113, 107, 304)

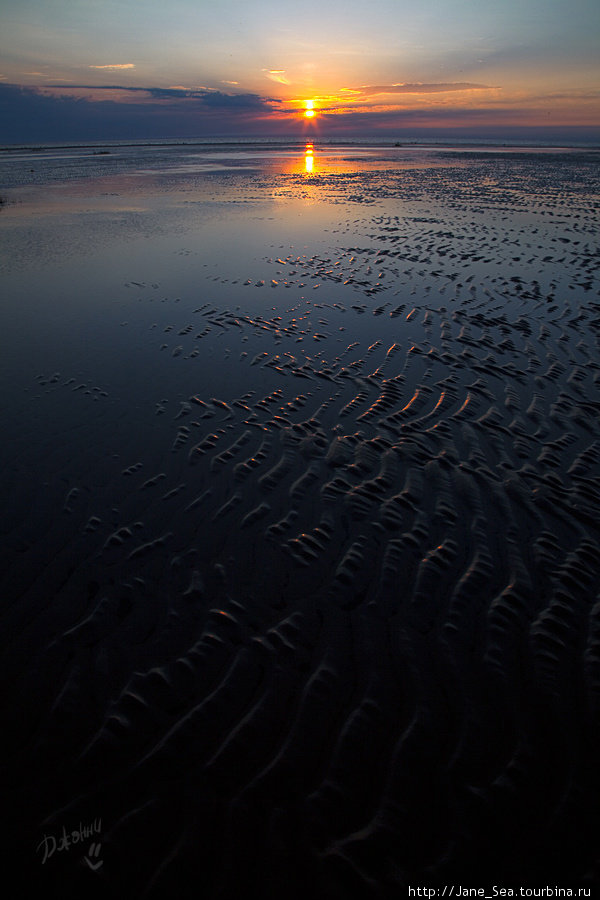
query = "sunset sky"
(1, 0, 599, 143)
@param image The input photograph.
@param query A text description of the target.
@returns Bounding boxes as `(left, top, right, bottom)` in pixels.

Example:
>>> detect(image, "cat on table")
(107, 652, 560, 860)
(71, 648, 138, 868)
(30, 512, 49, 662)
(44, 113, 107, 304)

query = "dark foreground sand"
(1, 144, 599, 897)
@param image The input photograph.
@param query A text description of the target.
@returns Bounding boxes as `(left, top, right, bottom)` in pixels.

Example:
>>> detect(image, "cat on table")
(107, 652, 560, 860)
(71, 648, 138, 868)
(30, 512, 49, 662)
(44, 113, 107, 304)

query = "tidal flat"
(1, 141, 599, 896)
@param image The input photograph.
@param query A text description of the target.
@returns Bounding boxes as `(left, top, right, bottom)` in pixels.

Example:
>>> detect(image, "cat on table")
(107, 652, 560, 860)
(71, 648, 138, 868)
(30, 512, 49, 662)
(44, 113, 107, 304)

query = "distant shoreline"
(2, 137, 599, 154)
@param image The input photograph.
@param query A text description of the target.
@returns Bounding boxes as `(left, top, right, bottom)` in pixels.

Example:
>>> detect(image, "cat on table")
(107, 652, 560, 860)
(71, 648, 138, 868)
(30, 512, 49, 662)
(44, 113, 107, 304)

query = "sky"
(1, 0, 599, 143)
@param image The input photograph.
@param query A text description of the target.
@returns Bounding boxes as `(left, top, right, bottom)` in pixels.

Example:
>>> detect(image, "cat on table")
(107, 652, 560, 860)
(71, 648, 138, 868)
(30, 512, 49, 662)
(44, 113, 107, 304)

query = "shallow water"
(1, 142, 599, 896)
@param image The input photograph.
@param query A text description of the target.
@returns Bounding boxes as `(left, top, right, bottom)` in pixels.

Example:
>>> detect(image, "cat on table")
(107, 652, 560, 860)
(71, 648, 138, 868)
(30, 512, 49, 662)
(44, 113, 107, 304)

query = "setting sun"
(304, 99, 316, 118)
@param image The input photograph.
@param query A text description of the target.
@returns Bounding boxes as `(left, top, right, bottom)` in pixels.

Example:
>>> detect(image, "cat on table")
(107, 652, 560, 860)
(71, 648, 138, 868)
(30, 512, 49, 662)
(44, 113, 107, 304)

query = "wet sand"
(1, 143, 599, 896)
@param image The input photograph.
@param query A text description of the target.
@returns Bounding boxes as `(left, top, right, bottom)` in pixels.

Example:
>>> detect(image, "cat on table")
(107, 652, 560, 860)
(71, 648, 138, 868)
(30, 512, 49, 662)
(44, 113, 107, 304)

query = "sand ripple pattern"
(1, 151, 599, 896)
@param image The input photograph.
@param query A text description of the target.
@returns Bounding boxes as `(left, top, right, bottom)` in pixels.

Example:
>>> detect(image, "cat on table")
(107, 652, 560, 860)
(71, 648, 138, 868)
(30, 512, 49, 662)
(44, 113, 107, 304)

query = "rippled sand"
(1, 143, 599, 896)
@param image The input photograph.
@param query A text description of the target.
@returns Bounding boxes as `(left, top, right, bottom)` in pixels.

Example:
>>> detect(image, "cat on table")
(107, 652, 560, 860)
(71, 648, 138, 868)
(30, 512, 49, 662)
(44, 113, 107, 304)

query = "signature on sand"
(37, 817, 103, 870)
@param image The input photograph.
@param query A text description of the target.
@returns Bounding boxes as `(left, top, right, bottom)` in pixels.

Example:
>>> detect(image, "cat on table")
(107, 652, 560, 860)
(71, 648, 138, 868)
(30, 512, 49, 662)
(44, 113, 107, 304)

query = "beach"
(1, 141, 599, 896)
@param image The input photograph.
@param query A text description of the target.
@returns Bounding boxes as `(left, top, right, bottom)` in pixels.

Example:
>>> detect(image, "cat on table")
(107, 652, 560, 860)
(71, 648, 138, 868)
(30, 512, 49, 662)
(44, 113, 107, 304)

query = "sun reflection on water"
(304, 143, 314, 174)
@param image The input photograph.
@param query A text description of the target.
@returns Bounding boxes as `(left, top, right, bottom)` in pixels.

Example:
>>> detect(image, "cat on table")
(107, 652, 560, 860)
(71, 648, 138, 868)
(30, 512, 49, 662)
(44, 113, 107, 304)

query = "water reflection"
(304, 143, 314, 174)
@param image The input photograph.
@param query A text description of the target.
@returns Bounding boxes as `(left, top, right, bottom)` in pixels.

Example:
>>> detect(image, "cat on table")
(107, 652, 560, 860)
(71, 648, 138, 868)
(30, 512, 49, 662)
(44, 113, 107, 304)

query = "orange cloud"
(264, 69, 291, 85)
(89, 63, 136, 70)
(348, 82, 494, 96)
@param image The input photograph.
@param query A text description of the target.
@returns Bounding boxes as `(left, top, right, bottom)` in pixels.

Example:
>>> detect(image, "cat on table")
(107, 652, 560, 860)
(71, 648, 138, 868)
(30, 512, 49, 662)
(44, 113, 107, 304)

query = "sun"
(304, 99, 316, 119)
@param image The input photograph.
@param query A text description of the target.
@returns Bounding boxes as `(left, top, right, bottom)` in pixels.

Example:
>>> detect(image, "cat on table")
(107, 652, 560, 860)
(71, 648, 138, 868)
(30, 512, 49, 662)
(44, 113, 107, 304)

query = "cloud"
(201, 91, 279, 109)
(0, 82, 283, 143)
(348, 82, 494, 96)
(264, 70, 291, 85)
(317, 101, 594, 130)
(42, 83, 280, 110)
(89, 64, 136, 70)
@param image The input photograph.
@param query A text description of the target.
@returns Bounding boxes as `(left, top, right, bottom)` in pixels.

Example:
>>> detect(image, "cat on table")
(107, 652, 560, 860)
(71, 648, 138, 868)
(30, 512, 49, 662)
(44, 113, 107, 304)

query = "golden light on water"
(305, 142, 314, 173)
